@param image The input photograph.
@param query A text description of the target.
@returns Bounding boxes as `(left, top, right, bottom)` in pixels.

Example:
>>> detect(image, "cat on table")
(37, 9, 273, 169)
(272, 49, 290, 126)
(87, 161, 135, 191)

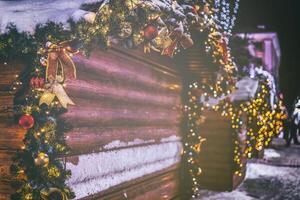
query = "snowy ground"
(196, 141, 300, 200)
(0, 0, 103, 33)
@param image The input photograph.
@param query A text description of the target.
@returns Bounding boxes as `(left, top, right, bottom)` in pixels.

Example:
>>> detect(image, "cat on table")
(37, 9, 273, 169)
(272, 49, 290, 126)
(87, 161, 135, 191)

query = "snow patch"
(67, 141, 182, 199)
(0, 0, 103, 33)
(264, 148, 281, 159)
(160, 135, 181, 142)
(246, 163, 289, 179)
(103, 138, 155, 150)
(197, 190, 254, 200)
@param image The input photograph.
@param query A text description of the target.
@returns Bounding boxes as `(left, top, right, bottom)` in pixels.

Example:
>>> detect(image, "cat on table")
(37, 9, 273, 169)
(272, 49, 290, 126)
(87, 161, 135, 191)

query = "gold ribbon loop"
(46, 42, 78, 82)
(39, 82, 75, 109)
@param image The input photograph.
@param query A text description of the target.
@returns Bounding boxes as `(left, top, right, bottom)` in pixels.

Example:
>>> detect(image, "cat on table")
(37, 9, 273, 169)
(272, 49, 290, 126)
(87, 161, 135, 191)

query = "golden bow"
(39, 81, 75, 109)
(39, 41, 77, 109)
(46, 41, 78, 82)
(161, 23, 194, 57)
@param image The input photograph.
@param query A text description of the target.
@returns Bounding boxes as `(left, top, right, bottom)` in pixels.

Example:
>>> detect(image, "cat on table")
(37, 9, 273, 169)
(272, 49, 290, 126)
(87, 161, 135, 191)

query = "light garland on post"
(211, 78, 285, 175)
(180, 0, 240, 198)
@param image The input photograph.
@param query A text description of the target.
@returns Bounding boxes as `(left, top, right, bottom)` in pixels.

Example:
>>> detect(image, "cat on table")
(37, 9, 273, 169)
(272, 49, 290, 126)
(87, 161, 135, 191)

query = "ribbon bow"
(162, 23, 194, 57)
(46, 41, 78, 82)
(39, 41, 78, 109)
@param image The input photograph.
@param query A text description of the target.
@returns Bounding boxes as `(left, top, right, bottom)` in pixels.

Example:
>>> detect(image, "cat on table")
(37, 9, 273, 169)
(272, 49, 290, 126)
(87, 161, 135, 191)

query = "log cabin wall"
(0, 62, 26, 200)
(0, 47, 183, 200)
(59, 47, 183, 199)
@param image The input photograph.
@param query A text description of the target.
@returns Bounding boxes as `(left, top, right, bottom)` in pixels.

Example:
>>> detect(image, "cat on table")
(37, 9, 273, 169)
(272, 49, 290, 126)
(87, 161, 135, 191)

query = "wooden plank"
(0, 61, 24, 91)
(61, 97, 181, 128)
(0, 125, 25, 150)
(0, 194, 10, 200)
(0, 93, 14, 117)
(110, 46, 178, 77)
(74, 53, 181, 94)
(66, 126, 180, 155)
(0, 151, 15, 195)
(66, 79, 181, 108)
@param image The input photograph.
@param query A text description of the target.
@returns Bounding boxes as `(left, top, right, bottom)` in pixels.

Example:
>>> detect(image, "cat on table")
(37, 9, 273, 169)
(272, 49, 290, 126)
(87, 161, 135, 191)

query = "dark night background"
(234, 0, 300, 110)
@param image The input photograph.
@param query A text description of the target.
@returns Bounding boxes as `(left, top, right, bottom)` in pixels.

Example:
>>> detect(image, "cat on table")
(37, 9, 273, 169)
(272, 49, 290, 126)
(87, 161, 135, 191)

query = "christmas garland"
(8, 24, 78, 200)
(212, 76, 284, 175)
(180, 0, 240, 198)
(0, 0, 241, 199)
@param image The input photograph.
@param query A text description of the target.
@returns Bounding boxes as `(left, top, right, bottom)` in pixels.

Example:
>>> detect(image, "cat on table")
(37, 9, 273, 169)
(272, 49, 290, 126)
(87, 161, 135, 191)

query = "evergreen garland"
(0, 0, 241, 199)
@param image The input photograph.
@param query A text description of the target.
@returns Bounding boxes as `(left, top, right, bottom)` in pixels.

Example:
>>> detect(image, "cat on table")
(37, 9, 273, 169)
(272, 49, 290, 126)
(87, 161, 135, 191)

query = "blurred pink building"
(237, 32, 281, 81)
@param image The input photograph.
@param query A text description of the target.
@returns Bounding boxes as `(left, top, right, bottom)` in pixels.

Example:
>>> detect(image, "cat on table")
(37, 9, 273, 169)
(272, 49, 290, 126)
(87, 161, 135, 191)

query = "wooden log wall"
(197, 109, 246, 191)
(0, 47, 183, 200)
(0, 62, 26, 200)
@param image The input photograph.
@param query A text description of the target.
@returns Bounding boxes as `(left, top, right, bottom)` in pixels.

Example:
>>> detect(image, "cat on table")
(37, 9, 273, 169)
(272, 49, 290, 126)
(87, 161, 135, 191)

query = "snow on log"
(66, 141, 182, 199)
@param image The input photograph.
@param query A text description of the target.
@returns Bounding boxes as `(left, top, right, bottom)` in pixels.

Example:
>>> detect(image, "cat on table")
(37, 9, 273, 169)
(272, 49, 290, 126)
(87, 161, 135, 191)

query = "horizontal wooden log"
(0, 194, 10, 200)
(69, 97, 182, 116)
(0, 119, 25, 150)
(0, 93, 14, 107)
(66, 126, 180, 155)
(61, 97, 181, 128)
(0, 70, 19, 89)
(110, 46, 178, 75)
(66, 79, 181, 108)
(0, 125, 25, 150)
(76, 68, 181, 100)
(0, 180, 12, 195)
(74, 53, 181, 94)
(0, 93, 14, 117)
(0, 151, 14, 195)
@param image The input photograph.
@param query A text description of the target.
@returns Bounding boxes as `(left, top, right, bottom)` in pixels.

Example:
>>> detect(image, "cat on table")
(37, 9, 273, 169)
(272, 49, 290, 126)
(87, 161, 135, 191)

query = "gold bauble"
(34, 152, 49, 167)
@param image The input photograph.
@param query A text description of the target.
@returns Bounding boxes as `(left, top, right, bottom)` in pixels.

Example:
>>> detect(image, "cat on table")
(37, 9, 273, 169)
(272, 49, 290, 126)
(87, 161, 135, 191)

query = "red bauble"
(143, 25, 158, 41)
(19, 114, 34, 129)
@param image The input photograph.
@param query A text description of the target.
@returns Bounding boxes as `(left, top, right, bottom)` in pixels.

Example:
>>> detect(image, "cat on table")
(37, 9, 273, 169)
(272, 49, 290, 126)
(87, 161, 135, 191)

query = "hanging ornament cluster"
(79, 0, 196, 57)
